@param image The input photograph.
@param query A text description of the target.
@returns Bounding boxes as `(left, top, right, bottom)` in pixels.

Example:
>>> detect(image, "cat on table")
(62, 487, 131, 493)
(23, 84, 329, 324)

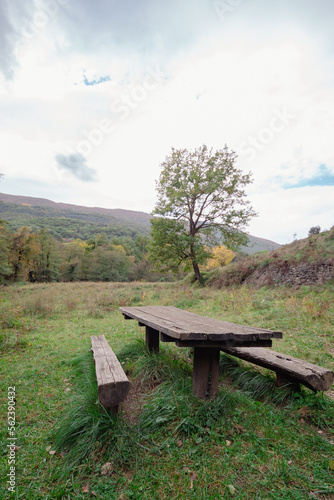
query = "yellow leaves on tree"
(204, 245, 235, 270)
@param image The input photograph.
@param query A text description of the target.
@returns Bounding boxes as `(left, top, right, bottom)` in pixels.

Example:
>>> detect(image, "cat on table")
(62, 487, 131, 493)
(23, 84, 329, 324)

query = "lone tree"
(149, 144, 257, 284)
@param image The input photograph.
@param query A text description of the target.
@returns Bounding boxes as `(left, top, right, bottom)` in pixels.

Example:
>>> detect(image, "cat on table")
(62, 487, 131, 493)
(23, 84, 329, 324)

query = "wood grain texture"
(91, 335, 130, 408)
(220, 346, 334, 392)
(192, 347, 220, 399)
(119, 306, 282, 341)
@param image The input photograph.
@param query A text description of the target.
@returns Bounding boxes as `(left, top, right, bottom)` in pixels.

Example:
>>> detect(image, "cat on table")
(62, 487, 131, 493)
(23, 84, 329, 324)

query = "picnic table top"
(119, 305, 283, 342)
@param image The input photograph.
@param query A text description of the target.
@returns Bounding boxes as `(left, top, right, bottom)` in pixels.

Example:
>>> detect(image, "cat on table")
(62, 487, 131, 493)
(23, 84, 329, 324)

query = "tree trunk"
(190, 243, 204, 285)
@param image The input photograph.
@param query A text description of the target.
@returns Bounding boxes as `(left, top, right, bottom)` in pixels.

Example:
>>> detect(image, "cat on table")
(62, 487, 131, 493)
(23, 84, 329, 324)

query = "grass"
(0, 281, 334, 499)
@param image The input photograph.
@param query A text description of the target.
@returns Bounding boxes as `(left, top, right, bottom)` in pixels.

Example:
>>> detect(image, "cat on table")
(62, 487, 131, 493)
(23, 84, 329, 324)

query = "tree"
(308, 225, 321, 236)
(9, 227, 40, 281)
(0, 221, 12, 283)
(149, 144, 257, 283)
(87, 246, 131, 282)
(34, 229, 61, 282)
(204, 245, 235, 270)
(60, 240, 87, 281)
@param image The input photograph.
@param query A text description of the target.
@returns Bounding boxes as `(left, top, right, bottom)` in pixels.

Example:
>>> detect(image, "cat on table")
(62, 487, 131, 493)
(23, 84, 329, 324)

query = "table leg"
(192, 347, 220, 399)
(145, 326, 160, 353)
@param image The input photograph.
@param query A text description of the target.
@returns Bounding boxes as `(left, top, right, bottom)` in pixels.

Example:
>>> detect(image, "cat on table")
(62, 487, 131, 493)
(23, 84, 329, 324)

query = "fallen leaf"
(233, 423, 246, 434)
(177, 440, 182, 448)
(46, 446, 51, 452)
(183, 466, 191, 473)
(82, 484, 89, 493)
(92, 492, 97, 497)
(226, 440, 232, 447)
(287, 460, 293, 465)
(190, 472, 197, 489)
(65, 388, 71, 392)
(101, 462, 112, 475)
(329, 460, 334, 470)
(45, 393, 53, 398)
(49, 450, 56, 455)
(228, 484, 236, 495)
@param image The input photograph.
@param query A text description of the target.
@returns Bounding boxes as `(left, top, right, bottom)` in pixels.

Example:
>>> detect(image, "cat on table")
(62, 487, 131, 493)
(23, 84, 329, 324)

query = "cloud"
(0, 0, 37, 79)
(281, 164, 334, 189)
(0, 1, 18, 79)
(54, 153, 98, 182)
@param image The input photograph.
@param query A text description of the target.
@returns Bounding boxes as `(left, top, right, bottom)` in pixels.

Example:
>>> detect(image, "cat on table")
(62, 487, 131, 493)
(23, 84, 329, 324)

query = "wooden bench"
(91, 335, 130, 411)
(220, 346, 334, 392)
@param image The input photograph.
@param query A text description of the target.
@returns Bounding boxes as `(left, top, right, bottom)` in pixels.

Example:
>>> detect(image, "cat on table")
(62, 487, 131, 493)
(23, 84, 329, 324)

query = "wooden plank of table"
(119, 306, 282, 341)
(176, 339, 273, 348)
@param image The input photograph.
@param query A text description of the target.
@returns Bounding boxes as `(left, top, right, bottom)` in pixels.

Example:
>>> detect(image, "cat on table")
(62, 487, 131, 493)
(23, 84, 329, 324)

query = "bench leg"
(192, 348, 220, 399)
(145, 326, 160, 353)
(276, 372, 301, 392)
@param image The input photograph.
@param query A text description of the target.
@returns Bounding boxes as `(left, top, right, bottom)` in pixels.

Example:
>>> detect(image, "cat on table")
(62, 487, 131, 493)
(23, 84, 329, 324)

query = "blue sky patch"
(282, 164, 334, 189)
(83, 74, 111, 86)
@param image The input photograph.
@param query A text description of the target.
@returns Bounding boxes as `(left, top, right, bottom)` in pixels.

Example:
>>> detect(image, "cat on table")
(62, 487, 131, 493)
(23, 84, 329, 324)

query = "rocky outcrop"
(245, 259, 333, 286)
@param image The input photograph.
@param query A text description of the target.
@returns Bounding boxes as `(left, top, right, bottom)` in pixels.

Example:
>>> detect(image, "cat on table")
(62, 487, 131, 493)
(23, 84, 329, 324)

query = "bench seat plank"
(91, 335, 130, 408)
(221, 346, 334, 392)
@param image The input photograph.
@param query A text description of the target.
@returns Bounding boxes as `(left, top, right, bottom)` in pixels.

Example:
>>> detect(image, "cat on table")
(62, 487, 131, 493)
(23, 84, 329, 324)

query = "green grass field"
(1, 282, 333, 499)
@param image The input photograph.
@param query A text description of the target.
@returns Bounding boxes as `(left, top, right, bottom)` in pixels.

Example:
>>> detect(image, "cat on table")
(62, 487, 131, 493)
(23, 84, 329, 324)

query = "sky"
(1, 0, 334, 245)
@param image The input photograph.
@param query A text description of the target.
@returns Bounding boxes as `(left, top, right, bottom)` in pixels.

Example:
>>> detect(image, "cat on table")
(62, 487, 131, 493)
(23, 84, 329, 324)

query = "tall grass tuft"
(117, 339, 192, 388)
(140, 377, 236, 437)
(220, 354, 295, 405)
(219, 353, 334, 428)
(52, 352, 121, 468)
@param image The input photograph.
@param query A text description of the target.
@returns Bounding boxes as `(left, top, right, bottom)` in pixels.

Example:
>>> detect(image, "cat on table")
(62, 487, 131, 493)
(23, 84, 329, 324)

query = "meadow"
(1, 281, 333, 499)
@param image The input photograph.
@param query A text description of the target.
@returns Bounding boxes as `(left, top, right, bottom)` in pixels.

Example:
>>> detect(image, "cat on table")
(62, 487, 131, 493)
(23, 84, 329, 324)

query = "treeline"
(0, 222, 169, 284)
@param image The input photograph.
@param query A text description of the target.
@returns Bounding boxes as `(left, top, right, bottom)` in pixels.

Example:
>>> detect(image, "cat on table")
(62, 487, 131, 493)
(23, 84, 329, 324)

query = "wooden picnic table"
(119, 306, 282, 399)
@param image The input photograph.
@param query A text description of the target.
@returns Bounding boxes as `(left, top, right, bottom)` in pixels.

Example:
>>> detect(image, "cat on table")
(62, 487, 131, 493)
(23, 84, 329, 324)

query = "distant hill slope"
(0, 193, 151, 240)
(240, 235, 281, 254)
(0, 193, 281, 252)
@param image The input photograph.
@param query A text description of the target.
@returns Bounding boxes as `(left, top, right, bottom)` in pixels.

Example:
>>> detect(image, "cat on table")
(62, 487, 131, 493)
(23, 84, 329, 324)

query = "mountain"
(240, 235, 281, 254)
(0, 193, 151, 240)
(0, 192, 280, 252)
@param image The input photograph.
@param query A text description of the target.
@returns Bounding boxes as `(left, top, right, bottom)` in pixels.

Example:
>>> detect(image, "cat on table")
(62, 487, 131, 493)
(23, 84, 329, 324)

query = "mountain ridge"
(0, 192, 281, 253)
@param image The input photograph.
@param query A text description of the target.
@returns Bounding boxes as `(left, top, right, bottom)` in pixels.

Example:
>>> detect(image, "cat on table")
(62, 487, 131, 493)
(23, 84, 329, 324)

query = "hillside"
(209, 227, 334, 287)
(0, 193, 280, 252)
(0, 193, 151, 240)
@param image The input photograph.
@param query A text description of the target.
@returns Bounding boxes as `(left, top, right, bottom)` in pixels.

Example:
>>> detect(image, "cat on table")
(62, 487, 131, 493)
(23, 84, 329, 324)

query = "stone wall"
(245, 259, 334, 287)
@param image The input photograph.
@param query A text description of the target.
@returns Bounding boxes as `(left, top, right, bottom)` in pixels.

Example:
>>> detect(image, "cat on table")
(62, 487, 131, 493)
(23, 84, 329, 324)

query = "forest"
(0, 221, 237, 285)
(0, 222, 162, 284)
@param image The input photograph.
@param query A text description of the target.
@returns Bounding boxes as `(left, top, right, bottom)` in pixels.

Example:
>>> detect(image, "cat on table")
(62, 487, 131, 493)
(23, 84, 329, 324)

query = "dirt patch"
(121, 385, 143, 425)
(121, 379, 156, 425)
